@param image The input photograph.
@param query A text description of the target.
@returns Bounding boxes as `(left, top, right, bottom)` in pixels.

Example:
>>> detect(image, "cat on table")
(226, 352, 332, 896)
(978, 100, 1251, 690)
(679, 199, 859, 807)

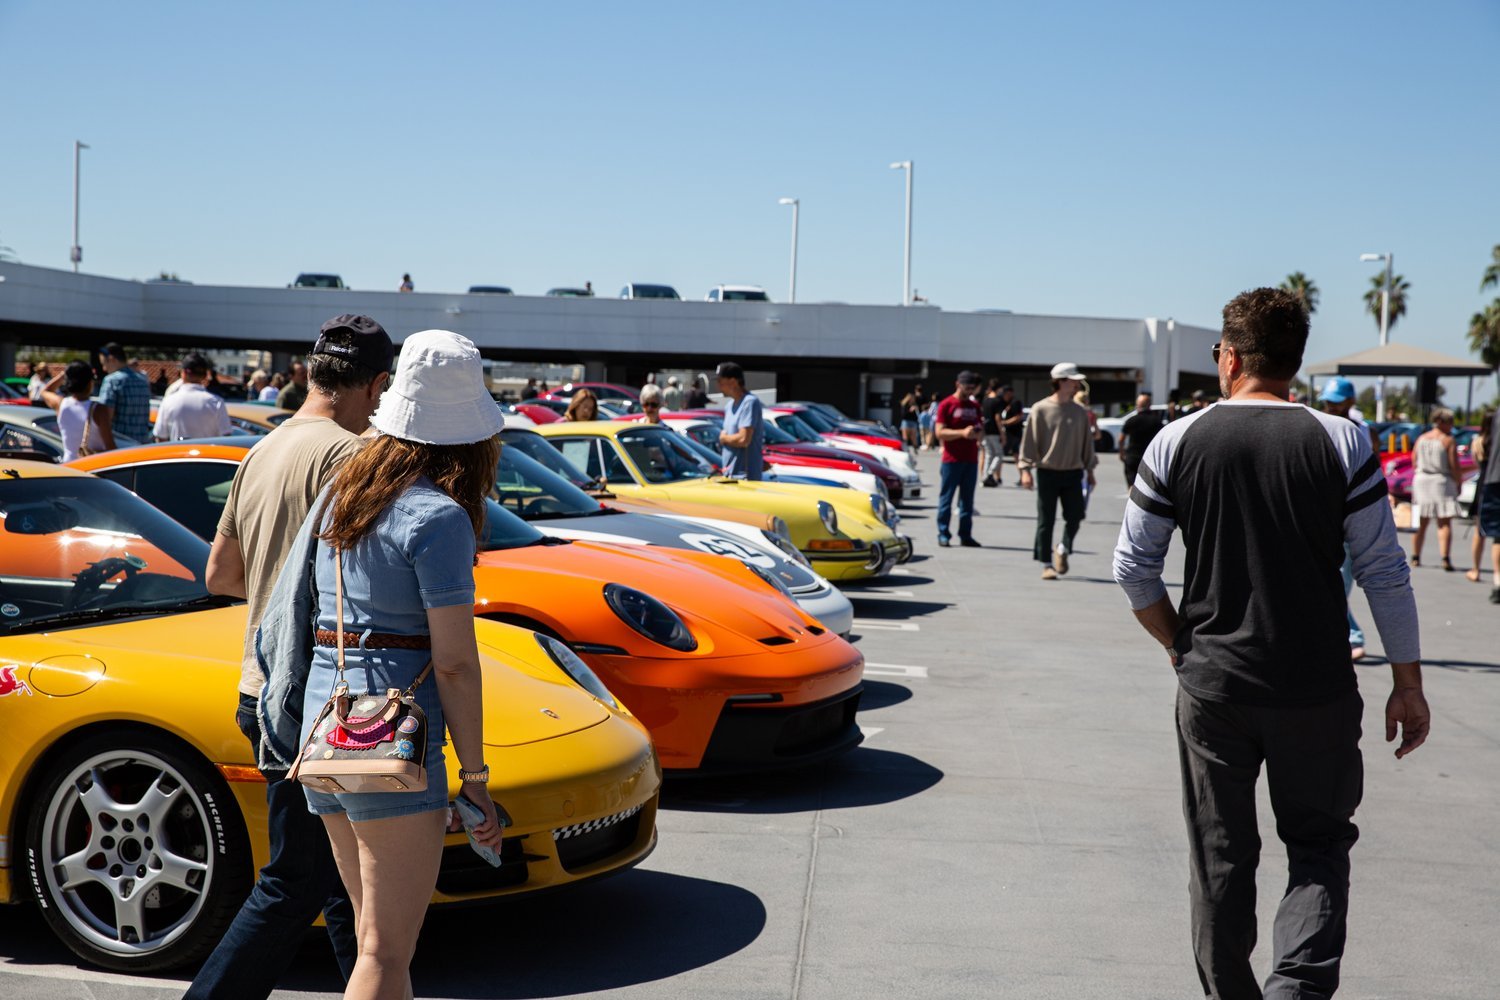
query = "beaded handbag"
(290, 548, 432, 794)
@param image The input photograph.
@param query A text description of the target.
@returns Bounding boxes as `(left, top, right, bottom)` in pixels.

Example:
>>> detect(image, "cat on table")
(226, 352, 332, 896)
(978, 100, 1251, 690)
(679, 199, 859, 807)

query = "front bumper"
(679, 683, 865, 776)
(809, 533, 912, 581)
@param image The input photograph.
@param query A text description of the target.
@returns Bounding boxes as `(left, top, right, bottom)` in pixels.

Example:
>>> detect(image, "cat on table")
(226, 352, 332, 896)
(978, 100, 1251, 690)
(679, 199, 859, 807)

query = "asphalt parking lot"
(4, 449, 1498, 1000)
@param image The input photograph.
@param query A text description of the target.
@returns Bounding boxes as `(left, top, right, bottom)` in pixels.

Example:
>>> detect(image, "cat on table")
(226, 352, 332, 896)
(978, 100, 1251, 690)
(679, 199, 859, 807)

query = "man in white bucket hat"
(1018, 361, 1098, 579)
(371, 329, 506, 444)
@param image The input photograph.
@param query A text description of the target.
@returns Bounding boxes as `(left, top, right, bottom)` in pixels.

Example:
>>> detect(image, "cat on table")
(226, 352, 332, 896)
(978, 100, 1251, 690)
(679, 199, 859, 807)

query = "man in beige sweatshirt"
(1018, 362, 1098, 579)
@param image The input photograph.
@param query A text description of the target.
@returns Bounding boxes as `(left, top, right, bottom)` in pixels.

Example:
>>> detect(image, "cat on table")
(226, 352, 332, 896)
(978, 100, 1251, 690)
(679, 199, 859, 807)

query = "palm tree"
(1279, 272, 1319, 314)
(1481, 244, 1500, 293)
(1469, 301, 1500, 369)
(1363, 273, 1410, 335)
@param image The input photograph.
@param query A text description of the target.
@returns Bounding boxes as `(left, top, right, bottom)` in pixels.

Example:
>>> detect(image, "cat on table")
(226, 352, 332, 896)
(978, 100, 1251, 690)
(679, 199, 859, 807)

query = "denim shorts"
(303, 730, 449, 822)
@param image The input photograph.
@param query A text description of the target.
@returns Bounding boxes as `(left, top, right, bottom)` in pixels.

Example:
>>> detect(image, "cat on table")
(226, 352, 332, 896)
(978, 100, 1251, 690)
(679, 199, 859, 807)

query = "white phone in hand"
(453, 793, 506, 868)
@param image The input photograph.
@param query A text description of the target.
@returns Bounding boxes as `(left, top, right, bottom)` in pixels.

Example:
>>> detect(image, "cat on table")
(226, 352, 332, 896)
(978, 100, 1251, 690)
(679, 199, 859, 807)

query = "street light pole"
(71, 140, 89, 272)
(1360, 251, 1394, 420)
(778, 197, 799, 304)
(890, 161, 912, 305)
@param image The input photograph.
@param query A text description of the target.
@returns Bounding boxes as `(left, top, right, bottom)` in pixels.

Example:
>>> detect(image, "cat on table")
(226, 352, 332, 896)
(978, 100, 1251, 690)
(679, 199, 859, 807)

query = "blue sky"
(2, 0, 1496, 380)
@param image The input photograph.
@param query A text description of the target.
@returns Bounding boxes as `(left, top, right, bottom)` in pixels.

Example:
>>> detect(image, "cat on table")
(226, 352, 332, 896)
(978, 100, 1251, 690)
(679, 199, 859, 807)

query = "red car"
(541, 382, 641, 405)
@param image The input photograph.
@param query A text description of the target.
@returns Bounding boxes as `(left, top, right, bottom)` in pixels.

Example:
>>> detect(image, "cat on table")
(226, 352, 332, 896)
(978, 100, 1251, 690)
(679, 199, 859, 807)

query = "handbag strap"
(334, 546, 348, 680)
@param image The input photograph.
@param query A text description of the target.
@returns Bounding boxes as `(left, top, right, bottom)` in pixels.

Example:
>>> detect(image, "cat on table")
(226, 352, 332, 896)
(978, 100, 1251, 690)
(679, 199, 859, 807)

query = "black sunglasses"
(1211, 343, 1222, 363)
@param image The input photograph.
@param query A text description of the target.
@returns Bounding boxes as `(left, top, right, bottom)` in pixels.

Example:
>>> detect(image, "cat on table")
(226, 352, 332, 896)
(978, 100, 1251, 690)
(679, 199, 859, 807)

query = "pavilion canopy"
(1306, 342, 1493, 378)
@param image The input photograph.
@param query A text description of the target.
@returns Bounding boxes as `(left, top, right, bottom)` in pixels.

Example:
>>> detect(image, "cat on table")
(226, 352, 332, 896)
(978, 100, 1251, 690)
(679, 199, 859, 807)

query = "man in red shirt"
(935, 371, 985, 547)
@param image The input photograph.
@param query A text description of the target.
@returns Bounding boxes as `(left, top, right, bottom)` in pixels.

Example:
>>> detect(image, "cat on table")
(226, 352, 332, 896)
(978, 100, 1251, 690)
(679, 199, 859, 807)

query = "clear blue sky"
(2, 0, 1496, 378)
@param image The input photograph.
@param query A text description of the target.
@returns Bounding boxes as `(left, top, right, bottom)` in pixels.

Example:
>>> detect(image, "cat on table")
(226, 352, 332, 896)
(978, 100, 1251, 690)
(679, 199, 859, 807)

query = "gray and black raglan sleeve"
(1327, 416, 1421, 663)
(1113, 415, 1193, 610)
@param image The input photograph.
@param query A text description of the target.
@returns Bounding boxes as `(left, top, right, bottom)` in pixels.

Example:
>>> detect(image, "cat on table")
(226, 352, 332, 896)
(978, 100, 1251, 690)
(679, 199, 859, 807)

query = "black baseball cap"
(312, 315, 394, 373)
(714, 361, 745, 382)
(956, 370, 981, 386)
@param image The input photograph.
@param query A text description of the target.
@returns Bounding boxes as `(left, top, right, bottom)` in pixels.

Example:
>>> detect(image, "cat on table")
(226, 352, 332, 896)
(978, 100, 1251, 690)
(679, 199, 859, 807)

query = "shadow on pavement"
(845, 597, 951, 619)
(660, 746, 943, 815)
(1418, 658, 1500, 672)
(858, 679, 914, 711)
(272, 870, 767, 999)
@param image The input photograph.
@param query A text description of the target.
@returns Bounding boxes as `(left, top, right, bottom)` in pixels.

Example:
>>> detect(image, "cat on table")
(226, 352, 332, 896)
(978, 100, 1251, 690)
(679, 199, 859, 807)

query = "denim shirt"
(254, 494, 325, 771)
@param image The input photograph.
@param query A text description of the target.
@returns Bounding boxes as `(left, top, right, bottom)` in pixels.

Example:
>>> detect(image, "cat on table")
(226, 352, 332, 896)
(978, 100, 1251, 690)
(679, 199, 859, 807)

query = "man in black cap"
(189, 315, 392, 1000)
(715, 361, 764, 479)
(935, 371, 985, 546)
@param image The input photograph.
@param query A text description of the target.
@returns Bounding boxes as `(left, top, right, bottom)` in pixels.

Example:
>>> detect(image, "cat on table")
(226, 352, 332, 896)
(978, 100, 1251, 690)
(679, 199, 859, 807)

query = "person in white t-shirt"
(155, 352, 231, 441)
(39, 361, 108, 461)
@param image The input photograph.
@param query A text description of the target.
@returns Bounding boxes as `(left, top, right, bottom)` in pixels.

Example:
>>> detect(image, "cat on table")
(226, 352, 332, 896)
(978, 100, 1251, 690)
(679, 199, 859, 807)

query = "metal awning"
(1306, 342, 1493, 378)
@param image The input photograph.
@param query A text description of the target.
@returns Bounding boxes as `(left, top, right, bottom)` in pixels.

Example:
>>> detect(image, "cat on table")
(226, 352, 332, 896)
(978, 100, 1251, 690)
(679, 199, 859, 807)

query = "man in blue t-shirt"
(715, 361, 763, 479)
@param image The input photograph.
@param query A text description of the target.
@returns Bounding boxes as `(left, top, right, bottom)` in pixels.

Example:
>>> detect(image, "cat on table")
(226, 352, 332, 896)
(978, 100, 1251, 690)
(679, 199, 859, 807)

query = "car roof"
(0, 406, 58, 428)
(536, 421, 656, 439)
(0, 458, 91, 480)
(716, 284, 766, 291)
(67, 439, 252, 470)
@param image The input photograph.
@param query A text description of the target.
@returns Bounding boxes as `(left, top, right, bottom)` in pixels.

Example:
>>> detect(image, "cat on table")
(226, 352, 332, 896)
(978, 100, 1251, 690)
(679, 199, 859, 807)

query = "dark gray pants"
(1175, 685, 1364, 1000)
(1032, 467, 1084, 562)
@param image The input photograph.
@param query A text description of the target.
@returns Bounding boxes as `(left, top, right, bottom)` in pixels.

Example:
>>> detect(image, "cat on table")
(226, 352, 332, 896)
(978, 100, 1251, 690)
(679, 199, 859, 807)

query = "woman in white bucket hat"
(300, 329, 505, 999)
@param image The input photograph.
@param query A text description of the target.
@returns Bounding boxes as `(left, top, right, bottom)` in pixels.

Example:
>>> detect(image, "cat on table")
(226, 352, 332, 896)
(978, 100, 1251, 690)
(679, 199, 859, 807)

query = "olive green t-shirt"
(217, 417, 364, 696)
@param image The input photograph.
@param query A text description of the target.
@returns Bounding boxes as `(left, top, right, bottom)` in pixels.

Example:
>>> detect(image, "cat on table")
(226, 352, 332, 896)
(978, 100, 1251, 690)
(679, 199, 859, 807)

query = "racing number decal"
(679, 533, 777, 569)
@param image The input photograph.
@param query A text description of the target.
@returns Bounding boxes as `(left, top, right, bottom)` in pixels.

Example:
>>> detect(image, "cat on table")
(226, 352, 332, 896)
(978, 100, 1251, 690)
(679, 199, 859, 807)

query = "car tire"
(24, 730, 252, 972)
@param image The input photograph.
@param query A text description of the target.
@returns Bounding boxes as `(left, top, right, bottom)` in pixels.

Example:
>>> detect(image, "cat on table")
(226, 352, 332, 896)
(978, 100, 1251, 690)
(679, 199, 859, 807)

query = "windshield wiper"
(1, 594, 240, 635)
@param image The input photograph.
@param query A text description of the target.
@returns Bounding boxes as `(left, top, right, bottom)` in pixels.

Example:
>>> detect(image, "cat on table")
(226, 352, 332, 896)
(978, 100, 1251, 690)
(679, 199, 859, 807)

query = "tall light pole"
(889, 160, 913, 305)
(1360, 251, 1394, 420)
(778, 197, 799, 303)
(71, 140, 90, 272)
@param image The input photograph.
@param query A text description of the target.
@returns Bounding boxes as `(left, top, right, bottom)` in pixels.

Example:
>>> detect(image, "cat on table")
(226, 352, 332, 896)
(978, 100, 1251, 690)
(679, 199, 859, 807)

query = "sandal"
(1441, 558, 1454, 572)
(1409, 554, 1420, 567)
(1467, 568, 1482, 583)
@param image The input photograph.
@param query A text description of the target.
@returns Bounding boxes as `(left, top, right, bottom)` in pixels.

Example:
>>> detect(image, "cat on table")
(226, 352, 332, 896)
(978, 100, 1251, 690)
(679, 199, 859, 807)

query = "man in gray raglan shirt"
(1113, 288, 1430, 1000)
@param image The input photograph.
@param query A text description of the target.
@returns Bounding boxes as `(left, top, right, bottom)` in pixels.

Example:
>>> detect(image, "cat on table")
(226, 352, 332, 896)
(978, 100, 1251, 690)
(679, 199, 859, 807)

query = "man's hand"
(1018, 469, 1034, 491)
(1385, 684, 1431, 759)
(1086, 471, 1096, 488)
(966, 425, 983, 440)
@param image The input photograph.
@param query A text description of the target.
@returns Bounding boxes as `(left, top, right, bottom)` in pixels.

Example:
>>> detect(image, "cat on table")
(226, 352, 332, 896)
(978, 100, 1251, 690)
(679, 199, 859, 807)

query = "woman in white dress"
(39, 360, 108, 461)
(1410, 408, 1463, 570)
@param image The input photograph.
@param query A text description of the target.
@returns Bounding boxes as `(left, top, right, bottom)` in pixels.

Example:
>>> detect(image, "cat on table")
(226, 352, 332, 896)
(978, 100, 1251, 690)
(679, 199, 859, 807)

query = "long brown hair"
(318, 434, 501, 551)
(564, 389, 598, 421)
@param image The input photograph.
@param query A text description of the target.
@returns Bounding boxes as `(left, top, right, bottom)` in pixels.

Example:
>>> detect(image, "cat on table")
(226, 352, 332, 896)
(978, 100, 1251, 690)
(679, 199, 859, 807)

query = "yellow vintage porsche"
(536, 422, 912, 581)
(0, 461, 659, 972)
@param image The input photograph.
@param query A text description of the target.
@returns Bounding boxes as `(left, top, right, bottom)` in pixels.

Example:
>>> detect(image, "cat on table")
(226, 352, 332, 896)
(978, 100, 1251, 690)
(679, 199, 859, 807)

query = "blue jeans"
(938, 461, 977, 543)
(1341, 547, 1364, 648)
(184, 696, 357, 999)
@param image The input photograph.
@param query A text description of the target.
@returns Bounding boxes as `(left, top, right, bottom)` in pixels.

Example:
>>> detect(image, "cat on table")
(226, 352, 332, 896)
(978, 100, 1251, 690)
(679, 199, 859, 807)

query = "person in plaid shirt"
(97, 342, 152, 446)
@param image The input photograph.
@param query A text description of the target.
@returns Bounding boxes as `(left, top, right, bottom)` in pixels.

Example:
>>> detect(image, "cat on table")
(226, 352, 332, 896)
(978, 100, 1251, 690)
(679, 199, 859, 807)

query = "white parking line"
(863, 662, 930, 679)
(0, 964, 185, 990)
(853, 589, 915, 597)
(852, 620, 921, 632)
(889, 567, 914, 576)
(858, 725, 885, 742)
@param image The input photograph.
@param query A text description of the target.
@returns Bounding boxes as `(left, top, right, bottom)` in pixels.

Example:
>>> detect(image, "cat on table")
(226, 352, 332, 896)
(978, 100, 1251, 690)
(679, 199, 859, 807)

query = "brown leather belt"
(314, 629, 432, 650)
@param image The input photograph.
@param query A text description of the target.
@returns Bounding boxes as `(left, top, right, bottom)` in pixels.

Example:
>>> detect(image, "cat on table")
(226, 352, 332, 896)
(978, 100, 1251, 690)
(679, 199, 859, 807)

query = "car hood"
(19, 605, 610, 748)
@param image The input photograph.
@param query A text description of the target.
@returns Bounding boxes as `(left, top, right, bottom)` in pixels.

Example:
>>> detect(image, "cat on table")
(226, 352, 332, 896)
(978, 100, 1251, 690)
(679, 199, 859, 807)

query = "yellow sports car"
(536, 422, 912, 581)
(0, 461, 659, 972)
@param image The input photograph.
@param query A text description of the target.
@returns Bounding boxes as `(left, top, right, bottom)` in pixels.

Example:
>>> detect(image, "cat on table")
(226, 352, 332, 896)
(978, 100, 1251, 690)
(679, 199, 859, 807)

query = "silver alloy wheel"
(39, 749, 214, 958)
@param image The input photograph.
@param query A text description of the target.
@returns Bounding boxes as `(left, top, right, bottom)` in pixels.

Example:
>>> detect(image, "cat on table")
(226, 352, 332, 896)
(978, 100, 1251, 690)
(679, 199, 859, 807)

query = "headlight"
(761, 528, 812, 566)
(817, 500, 839, 535)
(769, 516, 792, 542)
(745, 562, 794, 597)
(533, 632, 619, 709)
(869, 494, 893, 526)
(602, 583, 697, 651)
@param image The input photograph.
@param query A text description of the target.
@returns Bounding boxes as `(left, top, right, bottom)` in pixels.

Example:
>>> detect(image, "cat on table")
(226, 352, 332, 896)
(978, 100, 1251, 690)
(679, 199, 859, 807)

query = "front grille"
(435, 836, 528, 895)
(554, 805, 643, 872)
(695, 683, 864, 773)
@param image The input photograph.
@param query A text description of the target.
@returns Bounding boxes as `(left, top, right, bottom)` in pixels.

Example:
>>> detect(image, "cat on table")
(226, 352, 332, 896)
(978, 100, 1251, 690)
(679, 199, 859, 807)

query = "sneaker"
(960, 538, 981, 548)
(1041, 566, 1059, 580)
(1053, 544, 1070, 576)
(938, 539, 951, 548)
(982, 478, 997, 488)
(1491, 587, 1500, 605)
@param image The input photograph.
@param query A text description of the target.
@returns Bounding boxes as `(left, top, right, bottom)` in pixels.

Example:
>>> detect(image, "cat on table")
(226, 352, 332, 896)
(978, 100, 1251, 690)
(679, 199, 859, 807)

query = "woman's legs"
(1468, 527, 1484, 582)
(1437, 517, 1452, 565)
(322, 814, 365, 927)
(1411, 519, 1427, 564)
(340, 810, 448, 1000)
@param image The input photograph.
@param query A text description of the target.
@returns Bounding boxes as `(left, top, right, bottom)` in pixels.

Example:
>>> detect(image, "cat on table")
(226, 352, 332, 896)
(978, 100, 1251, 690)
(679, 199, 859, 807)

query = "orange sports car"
(71, 442, 866, 772)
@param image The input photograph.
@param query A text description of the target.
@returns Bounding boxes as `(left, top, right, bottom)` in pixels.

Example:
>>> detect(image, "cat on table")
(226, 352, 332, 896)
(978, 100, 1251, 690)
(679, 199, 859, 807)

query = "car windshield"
(632, 285, 679, 299)
(0, 476, 215, 633)
(479, 498, 552, 551)
(673, 420, 722, 451)
(723, 289, 768, 301)
(760, 419, 797, 445)
(494, 446, 603, 519)
(673, 431, 727, 471)
(774, 412, 826, 442)
(499, 431, 598, 490)
(617, 427, 715, 483)
(790, 407, 837, 433)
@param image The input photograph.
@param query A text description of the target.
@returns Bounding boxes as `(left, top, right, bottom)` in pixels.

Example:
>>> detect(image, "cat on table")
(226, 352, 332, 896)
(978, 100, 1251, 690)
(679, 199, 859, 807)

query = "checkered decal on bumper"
(552, 803, 643, 842)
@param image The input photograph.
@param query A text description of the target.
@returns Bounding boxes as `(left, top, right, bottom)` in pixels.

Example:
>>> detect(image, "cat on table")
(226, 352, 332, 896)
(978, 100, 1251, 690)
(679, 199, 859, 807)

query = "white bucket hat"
(369, 330, 505, 445)
(1050, 361, 1086, 381)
